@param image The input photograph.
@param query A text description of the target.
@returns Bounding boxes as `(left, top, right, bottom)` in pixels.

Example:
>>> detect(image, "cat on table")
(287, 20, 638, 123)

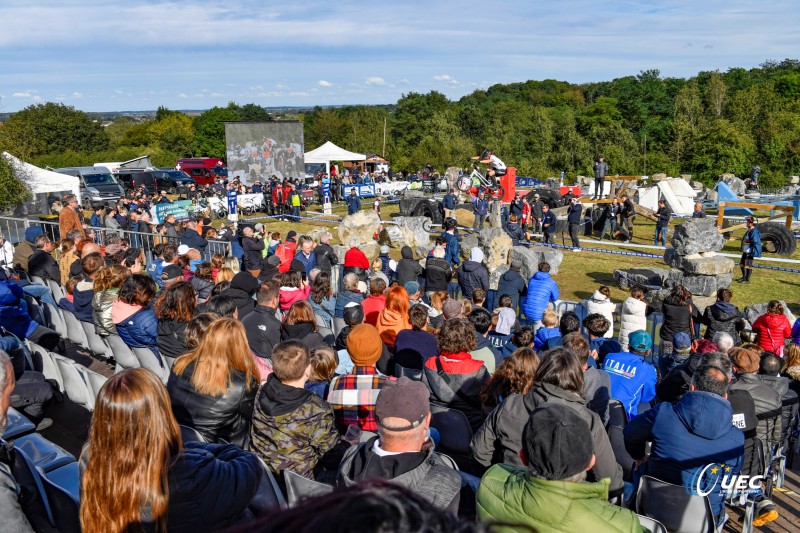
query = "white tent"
(3, 151, 82, 208)
(304, 141, 366, 176)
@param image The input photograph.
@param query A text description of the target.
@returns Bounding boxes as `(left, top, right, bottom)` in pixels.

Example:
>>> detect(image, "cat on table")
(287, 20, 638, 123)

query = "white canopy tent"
(304, 141, 366, 176)
(3, 152, 81, 208)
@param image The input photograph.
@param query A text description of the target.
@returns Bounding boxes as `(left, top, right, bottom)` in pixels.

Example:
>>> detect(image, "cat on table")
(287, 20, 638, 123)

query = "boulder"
(743, 301, 797, 327)
(720, 175, 746, 196)
(453, 208, 475, 228)
(681, 174, 693, 182)
(333, 245, 348, 264)
(444, 167, 461, 193)
(393, 216, 432, 250)
(666, 269, 733, 297)
(401, 189, 426, 199)
(528, 245, 563, 275)
(663, 249, 735, 275)
(477, 227, 512, 272)
(670, 219, 725, 255)
(360, 241, 379, 260)
(459, 234, 479, 262)
(509, 246, 541, 281)
(489, 264, 510, 290)
(691, 295, 718, 315)
(415, 245, 431, 260)
(613, 268, 669, 290)
(790, 176, 799, 185)
(338, 210, 381, 246)
(691, 181, 704, 190)
(643, 289, 671, 312)
(487, 200, 503, 229)
(383, 225, 405, 248)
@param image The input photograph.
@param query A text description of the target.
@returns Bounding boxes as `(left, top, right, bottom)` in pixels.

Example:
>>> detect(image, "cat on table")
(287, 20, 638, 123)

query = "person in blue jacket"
(520, 262, 559, 331)
(0, 281, 61, 351)
(540, 204, 557, 244)
(624, 364, 744, 523)
(738, 216, 762, 284)
(89, 206, 104, 229)
(441, 218, 460, 267)
(472, 191, 489, 230)
(602, 330, 657, 420)
(346, 189, 361, 215)
(111, 274, 160, 361)
(441, 189, 457, 219)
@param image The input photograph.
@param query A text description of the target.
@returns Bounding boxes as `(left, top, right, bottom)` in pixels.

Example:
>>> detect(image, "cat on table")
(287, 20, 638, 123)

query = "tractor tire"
(757, 222, 796, 256)
(523, 187, 562, 209)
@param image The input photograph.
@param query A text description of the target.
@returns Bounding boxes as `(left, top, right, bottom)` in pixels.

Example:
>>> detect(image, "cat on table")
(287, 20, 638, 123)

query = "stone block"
(459, 234, 479, 262)
(393, 216, 431, 250)
(790, 176, 799, 185)
(415, 245, 431, 261)
(487, 200, 503, 229)
(744, 301, 797, 327)
(509, 246, 541, 281)
(643, 289, 671, 312)
(333, 245, 348, 264)
(383, 225, 405, 248)
(652, 173, 668, 181)
(529, 245, 563, 275)
(477, 227, 512, 272)
(681, 174, 692, 181)
(338, 210, 381, 247)
(489, 264, 509, 290)
(666, 269, 732, 297)
(670, 219, 725, 255)
(360, 242, 379, 261)
(720, 175, 745, 195)
(663, 249, 735, 275)
(613, 268, 669, 290)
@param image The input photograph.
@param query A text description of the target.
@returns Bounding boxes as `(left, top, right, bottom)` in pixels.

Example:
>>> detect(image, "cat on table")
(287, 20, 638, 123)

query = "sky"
(0, 0, 798, 113)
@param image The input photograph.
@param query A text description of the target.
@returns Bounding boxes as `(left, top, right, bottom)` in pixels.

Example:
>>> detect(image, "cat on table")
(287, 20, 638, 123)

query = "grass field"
(202, 197, 800, 313)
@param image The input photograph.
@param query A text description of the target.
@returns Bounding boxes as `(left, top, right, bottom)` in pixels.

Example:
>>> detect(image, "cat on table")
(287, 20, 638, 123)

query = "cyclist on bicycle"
(477, 149, 506, 184)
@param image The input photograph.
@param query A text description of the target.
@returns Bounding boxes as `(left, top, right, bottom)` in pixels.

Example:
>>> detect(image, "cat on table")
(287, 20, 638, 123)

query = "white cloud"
(317, 80, 333, 87)
(289, 91, 310, 97)
(365, 76, 385, 86)
(177, 92, 188, 98)
(433, 74, 458, 84)
(12, 91, 32, 97)
(72, 91, 83, 98)
(399, 78, 411, 84)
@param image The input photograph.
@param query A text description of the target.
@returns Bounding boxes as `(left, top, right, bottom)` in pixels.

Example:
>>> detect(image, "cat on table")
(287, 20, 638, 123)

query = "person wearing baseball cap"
(602, 330, 657, 420)
(327, 324, 391, 432)
(657, 332, 693, 378)
(477, 404, 642, 531)
(337, 377, 462, 511)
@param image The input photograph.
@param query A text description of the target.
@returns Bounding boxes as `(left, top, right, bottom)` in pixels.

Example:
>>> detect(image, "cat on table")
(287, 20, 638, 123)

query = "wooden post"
(716, 202, 726, 229)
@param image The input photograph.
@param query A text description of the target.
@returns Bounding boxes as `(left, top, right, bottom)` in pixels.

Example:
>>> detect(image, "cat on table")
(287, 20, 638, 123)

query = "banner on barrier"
(154, 200, 193, 223)
(342, 184, 376, 198)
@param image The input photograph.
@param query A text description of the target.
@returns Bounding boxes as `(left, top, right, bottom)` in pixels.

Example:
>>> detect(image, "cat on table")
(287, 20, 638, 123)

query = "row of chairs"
(2, 409, 80, 533)
(27, 341, 107, 411)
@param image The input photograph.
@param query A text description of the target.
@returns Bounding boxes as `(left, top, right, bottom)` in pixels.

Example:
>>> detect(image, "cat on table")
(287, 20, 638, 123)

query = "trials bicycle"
(457, 161, 505, 199)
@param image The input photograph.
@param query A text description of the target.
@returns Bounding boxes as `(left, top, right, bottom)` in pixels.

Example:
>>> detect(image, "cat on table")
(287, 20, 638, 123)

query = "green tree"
(705, 71, 727, 119)
(0, 102, 108, 158)
(193, 104, 240, 158)
(149, 113, 195, 155)
(392, 91, 450, 150)
(688, 118, 755, 183)
(671, 82, 704, 168)
(0, 156, 31, 213)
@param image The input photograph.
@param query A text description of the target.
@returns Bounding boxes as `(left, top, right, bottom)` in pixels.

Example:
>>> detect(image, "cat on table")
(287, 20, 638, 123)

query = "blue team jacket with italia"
(602, 351, 657, 420)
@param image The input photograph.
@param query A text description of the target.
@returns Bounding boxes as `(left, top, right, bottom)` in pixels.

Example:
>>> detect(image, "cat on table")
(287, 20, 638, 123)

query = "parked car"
(116, 170, 158, 194)
(54, 166, 125, 208)
(176, 158, 227, 186)
(153, 168, 195, 194)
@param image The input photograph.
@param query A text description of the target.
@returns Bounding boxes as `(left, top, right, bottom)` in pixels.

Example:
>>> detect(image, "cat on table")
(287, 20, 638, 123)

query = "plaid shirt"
(327, 366, 392, 432)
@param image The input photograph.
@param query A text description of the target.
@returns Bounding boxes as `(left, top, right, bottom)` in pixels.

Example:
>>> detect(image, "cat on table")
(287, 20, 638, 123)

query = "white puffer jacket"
(583, 290, 616, 338)
(618, 296, 648, 350)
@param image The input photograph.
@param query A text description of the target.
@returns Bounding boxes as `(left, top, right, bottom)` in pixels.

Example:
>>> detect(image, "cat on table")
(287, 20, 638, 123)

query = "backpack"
(275, 241, 296, 273)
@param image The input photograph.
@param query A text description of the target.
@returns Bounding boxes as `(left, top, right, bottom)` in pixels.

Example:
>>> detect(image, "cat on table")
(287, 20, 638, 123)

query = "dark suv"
(116, 171, 158, 194)
(152, 168, 195, 194)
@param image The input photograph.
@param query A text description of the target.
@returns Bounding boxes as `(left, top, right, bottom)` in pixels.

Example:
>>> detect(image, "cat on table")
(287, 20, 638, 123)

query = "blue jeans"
(600, 219, 616, 240)
(22, 284, 57, 309)
(654, 226, 667, 246)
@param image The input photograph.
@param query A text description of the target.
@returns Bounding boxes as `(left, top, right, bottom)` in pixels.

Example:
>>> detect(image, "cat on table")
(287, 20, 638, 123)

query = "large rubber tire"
(488, 185, 505, 200)
(757, 222, 796, 256)
(523, 187, 562, 209)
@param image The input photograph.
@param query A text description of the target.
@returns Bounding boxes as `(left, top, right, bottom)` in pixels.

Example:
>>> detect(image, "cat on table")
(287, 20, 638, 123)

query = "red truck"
(176, 158, 228, 186)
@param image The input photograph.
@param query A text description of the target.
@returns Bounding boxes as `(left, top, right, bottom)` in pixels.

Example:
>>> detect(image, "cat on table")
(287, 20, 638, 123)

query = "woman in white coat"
(583, 285, 616, 338)
(618, 286, 648, 350)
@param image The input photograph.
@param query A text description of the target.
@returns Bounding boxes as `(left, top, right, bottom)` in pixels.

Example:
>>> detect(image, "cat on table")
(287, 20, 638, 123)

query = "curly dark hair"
(155, 282, 196, 323)
(118, 274, 157, 307)
(436, 318, 477, 354)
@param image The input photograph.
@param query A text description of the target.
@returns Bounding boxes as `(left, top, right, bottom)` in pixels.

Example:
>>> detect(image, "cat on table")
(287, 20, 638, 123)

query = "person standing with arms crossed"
(567, 197, 583, 251)
(541, 203, 556, 244)
(592, 155, 608, 200)
(737, 217, 761, 284)
(472, 191, 489, 230)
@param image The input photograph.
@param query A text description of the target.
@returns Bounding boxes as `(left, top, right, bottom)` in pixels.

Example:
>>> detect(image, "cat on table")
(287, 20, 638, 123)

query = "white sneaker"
(573, 248, 581, 252)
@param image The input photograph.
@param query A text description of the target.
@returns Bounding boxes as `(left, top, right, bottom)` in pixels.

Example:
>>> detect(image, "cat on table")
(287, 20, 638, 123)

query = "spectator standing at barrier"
(737, 216, 761, 284)
(520, 195, 532, 232)
(619, 193, 636, 242)
(458, 248, 489, 301)
(654, 200, 670, 246)
(592, 155, 608, 200)
(58, 194, 86, 240)
(441, 189, 457, 219)
(441, 218, 460, 267)
(566, 196, 583, 251)
(477, 403, 641, 532)
(530, 194, 543, 233)
(472, 191, 489, 230)
(346, 189, 361, 215)
(290, 185, 302, 221)
(520, 262, 559, 331)
(540, 204, 556, 244)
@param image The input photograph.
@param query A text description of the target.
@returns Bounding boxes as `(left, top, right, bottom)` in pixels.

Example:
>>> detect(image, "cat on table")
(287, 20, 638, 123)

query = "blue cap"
(673, 332, 692, 352)
(404, 281, 420, 295)
(628, 330, 652, 353)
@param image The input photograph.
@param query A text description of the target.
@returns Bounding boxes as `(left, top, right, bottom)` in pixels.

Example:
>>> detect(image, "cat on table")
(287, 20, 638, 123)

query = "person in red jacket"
(361, 277, 387, 326)
(343, 238, 370, 282)
(751, 300, 792, 355)
(275, 231, 298, 273)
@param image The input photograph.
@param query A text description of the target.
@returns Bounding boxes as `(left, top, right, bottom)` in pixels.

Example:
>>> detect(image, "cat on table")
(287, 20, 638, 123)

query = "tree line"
(1, 59, 799, 211)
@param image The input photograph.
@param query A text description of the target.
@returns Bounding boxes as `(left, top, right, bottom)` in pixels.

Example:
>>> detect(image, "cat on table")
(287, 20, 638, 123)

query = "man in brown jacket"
(58, 194, 85, 240)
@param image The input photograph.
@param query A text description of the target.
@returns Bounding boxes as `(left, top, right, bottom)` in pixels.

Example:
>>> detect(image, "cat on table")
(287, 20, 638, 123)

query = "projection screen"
(225, 121, 304, 185)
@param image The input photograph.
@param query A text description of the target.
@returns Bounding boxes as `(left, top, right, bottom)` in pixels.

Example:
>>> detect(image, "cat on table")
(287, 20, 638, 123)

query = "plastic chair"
(43, 302, 67, 339)
(27, 342, 63, 389)
(637, 514, 668, 533)
(607, 399, 628, 428)
(394, 363, 423, 381)
(2, 407, 36, 439)
(82, 368, 108, 399)
(28, 275, 47, 286)
(37, 463, 81, 533)
(10, 441, 56, 527)
(61, 309, 90, 349)
(131, 346, 169, 383)
(13, 433, 76, 473)
(179, 424, 207, 443)
(332, 317, 346, 337)
(635, 475, 715, 533)
(436, 452, 459, 470)
(314, 314, 329, 329)
(80, 322, 113, 360)
(53, 355, 95, 410)
(253, 456, 288, 512)
(284, 469, 333, 506)
(47, 279, 65, 302)
(103, 334, 140, 370)
(429, 403, 474, 456)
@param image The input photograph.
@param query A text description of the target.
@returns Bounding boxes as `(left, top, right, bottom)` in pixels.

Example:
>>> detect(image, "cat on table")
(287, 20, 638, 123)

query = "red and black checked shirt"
(327, 366, 393, 433)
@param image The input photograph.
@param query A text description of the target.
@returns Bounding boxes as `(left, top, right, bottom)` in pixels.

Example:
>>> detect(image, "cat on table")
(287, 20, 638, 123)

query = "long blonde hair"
(172, 318, 258, 396)
(80, 368, 182, 533)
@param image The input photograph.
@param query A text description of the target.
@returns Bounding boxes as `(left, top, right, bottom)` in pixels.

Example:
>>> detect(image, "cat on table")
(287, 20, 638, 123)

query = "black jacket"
(313, 243, 339, 274)
(167, 360, 258, 448)
(157, 319, 188, 362)
(241, 236, 265, 271)
(190, 276, 214, 300)
(258, 261, 280, 282)
(567, 203, 582, 224)
(496, 269, 526, 311)
(396, 246, 423, 287)
(27, 250, 60, 282)
(280, 322, 329, 350)
(180, 228, 208, 254)
(424, 257, 452, 293)
(503, 221, 525, 245)
(457, 261, 489, 300)
(656, 353, 703, 403)
(227, 287, 256, 319)
(660, 295, 698, 341)
(730, 372, 782, 447)
(242, 305, 281, 359)
(702, 302, 744, 343)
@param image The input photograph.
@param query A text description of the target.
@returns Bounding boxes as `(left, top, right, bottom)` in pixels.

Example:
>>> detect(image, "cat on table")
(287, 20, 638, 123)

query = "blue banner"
(227, 190, 238, 215)
(154, 200, 192, 223)
(342, 184, 376, 198)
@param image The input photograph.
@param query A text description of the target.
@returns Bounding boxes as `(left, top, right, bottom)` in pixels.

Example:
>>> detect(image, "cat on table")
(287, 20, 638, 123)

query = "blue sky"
(1, 0, 798, 112)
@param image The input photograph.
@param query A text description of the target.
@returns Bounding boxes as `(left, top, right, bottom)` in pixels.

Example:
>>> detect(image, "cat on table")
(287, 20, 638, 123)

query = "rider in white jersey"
(478, 149, 506, 183)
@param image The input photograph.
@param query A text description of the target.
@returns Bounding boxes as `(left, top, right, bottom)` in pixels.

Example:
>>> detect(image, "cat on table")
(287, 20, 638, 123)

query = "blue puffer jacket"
(0, 281, 38, 338)
(334, 290, 365, 318)
(113, 304, 160, 360)
(520, 272, 559, 322)
(72, 280, 95, 322)
(441, 231, 460, 266)
(623, 391, 744, 521)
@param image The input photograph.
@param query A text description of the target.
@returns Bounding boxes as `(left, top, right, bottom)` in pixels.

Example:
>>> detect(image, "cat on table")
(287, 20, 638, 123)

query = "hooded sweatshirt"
(583, 290, 615, 338)
(375, 307, 410, 347)
(12, 226, 43, 272)
(457, 248, 489, 300)
(396, 246, 423, 287)
(279, 284, 311, 311)
(702, 301, 743, 342)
